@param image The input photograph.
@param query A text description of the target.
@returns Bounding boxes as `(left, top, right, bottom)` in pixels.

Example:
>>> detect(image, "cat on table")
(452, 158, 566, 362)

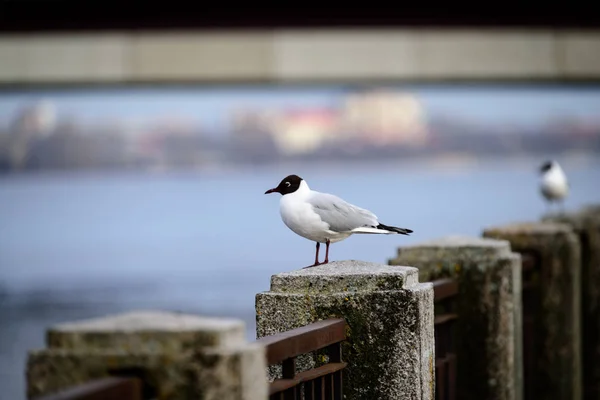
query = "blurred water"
(1, 156, 599, 400)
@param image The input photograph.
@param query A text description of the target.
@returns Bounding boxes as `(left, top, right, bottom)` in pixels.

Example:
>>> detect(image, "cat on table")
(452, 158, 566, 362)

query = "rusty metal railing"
(520, 251, 540, 400)
(32, 376, 143, 400)
(256, 318, 347, 400)
(432, 278, 458, 400)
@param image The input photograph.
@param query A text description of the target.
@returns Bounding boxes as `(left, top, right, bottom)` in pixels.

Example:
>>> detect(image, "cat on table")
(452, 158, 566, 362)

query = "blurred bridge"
(1, 4, 599, 85)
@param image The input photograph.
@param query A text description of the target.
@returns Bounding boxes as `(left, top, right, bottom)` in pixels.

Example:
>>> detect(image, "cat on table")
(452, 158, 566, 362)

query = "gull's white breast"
(541, 167, 568, 200)
(277, 180, 356, 243)
(279, 194, 332, 243)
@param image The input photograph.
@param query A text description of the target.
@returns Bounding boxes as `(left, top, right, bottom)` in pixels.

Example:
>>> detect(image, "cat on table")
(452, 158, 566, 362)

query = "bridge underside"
(1, 3, 599, 32)
(1, 4, 599, 85)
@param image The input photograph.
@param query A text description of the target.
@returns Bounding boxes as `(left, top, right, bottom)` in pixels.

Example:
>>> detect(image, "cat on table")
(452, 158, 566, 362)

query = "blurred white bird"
(264, 174, 413, 268)
(539, 160, 569, 213)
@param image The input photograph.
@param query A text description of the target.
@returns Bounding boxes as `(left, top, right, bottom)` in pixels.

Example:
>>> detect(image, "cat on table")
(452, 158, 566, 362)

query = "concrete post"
(26, 310, 267, 400)
(255, 260, 434, 400)
(582, 204, 600, 216)
(543, 206, 600, 400)
(389, 235, 521, 400)
(483, 222, 582, 400)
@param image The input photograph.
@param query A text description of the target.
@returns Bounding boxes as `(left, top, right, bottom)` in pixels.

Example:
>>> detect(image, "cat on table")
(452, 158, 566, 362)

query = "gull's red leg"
(303, 242, 321, 269)
(323, 239, 331, 264)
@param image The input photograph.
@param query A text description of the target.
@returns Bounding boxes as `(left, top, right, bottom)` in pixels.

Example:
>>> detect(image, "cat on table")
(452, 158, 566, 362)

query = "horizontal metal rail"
(32, 376, 142, 400)
(433, 278, 458, 302)
(256, 318, 347, 400)
(256, 318, 346, 365)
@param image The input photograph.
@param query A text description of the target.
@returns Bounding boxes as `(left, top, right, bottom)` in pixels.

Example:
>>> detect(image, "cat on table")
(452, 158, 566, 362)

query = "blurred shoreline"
(2, 88, 599, 175)
(0, 150, 598, 179)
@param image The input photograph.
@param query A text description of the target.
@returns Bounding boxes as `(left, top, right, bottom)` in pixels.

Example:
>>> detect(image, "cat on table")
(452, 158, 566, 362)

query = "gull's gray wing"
(308, 191, 379, 232)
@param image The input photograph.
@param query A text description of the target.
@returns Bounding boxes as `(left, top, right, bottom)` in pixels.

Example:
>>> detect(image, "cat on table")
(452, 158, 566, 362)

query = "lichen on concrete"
(191, 342, 267, 400)
(27, 311, 267, 400)
(256, 260, 434, 400)
(270, 260, 418, 294)
(27, 348, 191, 399)
(483, 221, 582, 400)
(47, 310, 246, 353)
(543, 205, 600, 398)
(581, 203, 600, 216)
(390, 235, 520, 400)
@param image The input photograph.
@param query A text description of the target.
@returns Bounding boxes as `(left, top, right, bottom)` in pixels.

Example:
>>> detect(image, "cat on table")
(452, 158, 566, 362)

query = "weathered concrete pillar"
(255, 260, 434, 400)
(483, 222, 582, 400)
(543, 207, 600, 400)
(582, 204, 600, 216)
(389, 235, 521, 400)
(27, 310, 267, 400)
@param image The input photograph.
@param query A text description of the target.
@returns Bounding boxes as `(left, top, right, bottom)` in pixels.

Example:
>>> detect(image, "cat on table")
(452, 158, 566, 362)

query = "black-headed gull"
(265, 174, 413, 268)
(539, 160, 569, 212)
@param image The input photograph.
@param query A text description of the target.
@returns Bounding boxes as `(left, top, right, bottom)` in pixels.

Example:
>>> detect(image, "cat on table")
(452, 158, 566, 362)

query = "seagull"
(539, 160, 569, 213)
(264, 174, 413, 268)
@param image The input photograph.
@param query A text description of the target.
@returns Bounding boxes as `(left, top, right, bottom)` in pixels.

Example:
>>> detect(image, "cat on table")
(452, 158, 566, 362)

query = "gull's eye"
(285, 182, 291, 187)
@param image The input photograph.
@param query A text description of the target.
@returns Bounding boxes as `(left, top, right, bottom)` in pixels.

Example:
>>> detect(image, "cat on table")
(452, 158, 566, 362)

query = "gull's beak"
(264, 188, 278, 194)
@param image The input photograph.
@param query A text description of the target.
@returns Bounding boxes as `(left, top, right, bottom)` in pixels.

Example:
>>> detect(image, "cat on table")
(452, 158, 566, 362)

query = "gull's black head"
(539, 160, 554, 174)
(264, 174, 303, 196)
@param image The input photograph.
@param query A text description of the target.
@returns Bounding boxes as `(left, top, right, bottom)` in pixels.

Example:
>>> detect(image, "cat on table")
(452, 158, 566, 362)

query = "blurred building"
(229, 109, 280, 163)
(338, 90, 429, 147)
(270, 108, 338, 155)
(5, 101, 57, 169)
(229, 90, 431, 159)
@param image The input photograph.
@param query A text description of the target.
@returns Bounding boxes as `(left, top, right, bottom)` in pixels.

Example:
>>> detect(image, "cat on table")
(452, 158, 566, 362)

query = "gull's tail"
(377, 223, 413, 235)
(351, 223, 413, 235)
